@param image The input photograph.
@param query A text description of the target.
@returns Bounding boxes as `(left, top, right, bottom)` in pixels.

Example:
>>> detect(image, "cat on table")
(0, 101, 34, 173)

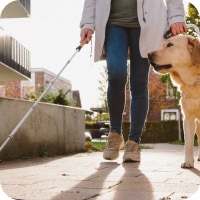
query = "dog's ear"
(188, 37, 200, 65)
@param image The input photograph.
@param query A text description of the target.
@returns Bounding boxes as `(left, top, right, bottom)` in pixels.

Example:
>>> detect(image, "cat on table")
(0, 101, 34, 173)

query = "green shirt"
(108, 0, 139, 28)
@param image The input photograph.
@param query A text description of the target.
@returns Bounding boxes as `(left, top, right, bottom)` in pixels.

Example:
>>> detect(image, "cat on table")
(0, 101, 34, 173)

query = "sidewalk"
(0, 143, 199, 200)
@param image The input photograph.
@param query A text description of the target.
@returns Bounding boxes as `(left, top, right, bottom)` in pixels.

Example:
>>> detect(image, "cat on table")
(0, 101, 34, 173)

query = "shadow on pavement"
(51, 161, 153, 200)
(113, 162, 153, 199)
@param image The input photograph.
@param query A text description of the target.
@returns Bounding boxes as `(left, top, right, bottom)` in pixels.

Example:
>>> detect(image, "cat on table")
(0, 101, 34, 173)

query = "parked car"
(85, 131, 92, 141)
(100, 123, 110, 136)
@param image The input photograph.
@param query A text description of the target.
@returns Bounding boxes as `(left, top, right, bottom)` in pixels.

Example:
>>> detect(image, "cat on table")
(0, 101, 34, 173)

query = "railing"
(19, 0, 31, 15)
(0, 30, 31, 78)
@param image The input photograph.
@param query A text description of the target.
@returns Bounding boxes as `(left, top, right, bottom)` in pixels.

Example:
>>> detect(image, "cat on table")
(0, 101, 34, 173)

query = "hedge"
(85, 121, 183, 143)
(122, 121, 181, 143)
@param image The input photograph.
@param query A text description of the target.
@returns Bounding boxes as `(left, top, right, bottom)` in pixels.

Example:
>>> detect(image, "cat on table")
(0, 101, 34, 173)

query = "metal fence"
(0, 30, 31, 78)
(19, 0, 31, 15)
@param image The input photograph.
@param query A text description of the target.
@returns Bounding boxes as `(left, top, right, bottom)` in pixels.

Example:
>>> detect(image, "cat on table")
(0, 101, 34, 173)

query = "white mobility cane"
(0, 39, 88, 153)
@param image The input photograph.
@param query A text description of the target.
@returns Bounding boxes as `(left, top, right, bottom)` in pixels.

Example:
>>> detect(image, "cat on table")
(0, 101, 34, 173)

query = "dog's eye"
(166, 43, 174, 48)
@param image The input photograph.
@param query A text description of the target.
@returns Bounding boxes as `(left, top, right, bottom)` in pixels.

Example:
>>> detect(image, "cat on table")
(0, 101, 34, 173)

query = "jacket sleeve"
(80, 0, 96, 31)
(166, 0, 186, 26)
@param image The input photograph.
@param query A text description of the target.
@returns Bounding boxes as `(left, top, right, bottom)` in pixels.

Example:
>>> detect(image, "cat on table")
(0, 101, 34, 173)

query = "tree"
(53, 89, 71, 106)
(186, 3, 200, 33)
(98, 65, 108, 112)
(25, 86, 72, 106)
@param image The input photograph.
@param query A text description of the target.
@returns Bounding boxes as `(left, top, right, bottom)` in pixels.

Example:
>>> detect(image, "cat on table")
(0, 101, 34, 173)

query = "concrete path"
(0, 143, 199, 200)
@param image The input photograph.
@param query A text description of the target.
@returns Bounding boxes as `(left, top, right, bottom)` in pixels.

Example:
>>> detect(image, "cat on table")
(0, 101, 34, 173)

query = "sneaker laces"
(106, 137, 122, 149)
(126, 142, 140, 152)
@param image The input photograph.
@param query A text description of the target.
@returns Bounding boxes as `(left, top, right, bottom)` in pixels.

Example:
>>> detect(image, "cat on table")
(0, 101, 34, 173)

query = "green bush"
(122, 121, 180, 143)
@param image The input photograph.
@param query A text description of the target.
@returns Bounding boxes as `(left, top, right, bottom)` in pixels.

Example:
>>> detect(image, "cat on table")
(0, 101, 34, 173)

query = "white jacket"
(80, 0, 185, 61)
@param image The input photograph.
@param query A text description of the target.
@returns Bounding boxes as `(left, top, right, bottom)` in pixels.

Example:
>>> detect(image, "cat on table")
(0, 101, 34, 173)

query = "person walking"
(80, 0, 186, 162)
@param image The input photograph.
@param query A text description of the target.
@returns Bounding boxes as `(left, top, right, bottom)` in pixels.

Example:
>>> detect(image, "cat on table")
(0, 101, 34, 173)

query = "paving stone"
(0, 144, 199, 200)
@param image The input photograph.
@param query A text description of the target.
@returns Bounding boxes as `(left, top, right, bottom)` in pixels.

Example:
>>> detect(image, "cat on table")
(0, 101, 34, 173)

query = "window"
(161, 109, 180, 121)
(165, 83, 179, 99)
(163, 112, 176, 120)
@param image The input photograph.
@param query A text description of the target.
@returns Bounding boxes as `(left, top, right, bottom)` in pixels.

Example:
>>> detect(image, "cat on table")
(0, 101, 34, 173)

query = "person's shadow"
(51, 159, 153, 200)
(51, 161, 120, 200)
(113, 162, 153, 200)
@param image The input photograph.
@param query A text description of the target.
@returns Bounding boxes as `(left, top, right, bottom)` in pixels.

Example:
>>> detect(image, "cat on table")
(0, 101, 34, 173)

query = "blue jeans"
(105, 25, 149, 143)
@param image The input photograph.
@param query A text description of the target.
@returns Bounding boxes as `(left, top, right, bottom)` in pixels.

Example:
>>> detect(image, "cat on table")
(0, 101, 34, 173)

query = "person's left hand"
(170, 22, 187, 36)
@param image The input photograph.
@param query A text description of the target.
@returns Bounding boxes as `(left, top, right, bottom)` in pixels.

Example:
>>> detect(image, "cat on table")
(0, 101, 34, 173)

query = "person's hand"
(80, 28, 94, 44)
(170, 22, 187, 36)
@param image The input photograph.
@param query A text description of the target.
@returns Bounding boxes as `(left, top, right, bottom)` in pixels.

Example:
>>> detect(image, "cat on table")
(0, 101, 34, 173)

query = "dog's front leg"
(181, 117, 195, 168)
(197, 135, 200, 161)
(195, 120, 200, 161)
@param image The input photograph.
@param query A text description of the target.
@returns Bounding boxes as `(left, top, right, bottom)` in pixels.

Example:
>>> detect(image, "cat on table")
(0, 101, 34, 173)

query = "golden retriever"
(148, 35, 200, 168)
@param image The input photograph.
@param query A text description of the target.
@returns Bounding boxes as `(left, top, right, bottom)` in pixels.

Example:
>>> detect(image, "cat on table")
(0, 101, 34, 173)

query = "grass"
(85, 141, 152, 152)
(85, 140, 199, 152)
(91, 141, 106, 151)
(169, 140, 198, 146)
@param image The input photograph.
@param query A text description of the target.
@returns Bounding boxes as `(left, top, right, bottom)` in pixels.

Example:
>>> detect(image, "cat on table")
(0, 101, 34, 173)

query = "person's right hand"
(80, 28, 94, 44)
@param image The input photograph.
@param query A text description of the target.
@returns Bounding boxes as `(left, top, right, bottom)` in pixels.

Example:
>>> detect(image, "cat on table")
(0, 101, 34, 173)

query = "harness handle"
(164, 24, 200, 39)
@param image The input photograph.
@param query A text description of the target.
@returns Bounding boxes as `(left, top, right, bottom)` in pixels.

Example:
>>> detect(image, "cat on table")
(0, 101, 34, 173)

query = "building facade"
(0, 0, 31, 81)
(123, 67, 181, 122)
(0, 68, 73, 100)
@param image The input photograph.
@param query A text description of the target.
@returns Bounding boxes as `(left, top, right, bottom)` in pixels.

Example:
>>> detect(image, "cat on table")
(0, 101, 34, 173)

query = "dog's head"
(148, 35, 200, 75)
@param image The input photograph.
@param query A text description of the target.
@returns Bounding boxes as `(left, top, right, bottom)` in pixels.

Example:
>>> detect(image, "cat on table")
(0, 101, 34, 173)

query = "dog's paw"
(181, 161, 194, 168)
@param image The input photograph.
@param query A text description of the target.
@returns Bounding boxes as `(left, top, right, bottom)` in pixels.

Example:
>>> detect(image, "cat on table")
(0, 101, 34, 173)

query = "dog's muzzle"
(147, 52, 172, 71)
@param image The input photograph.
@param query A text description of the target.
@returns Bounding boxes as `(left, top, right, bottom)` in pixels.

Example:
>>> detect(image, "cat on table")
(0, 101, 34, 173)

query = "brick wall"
(147, 67, 179, 121)
(0, 69, 72, 100)
(122, 66, 179, 122)
(35, 72, 44, 87)
(0, 80, 21, 98)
